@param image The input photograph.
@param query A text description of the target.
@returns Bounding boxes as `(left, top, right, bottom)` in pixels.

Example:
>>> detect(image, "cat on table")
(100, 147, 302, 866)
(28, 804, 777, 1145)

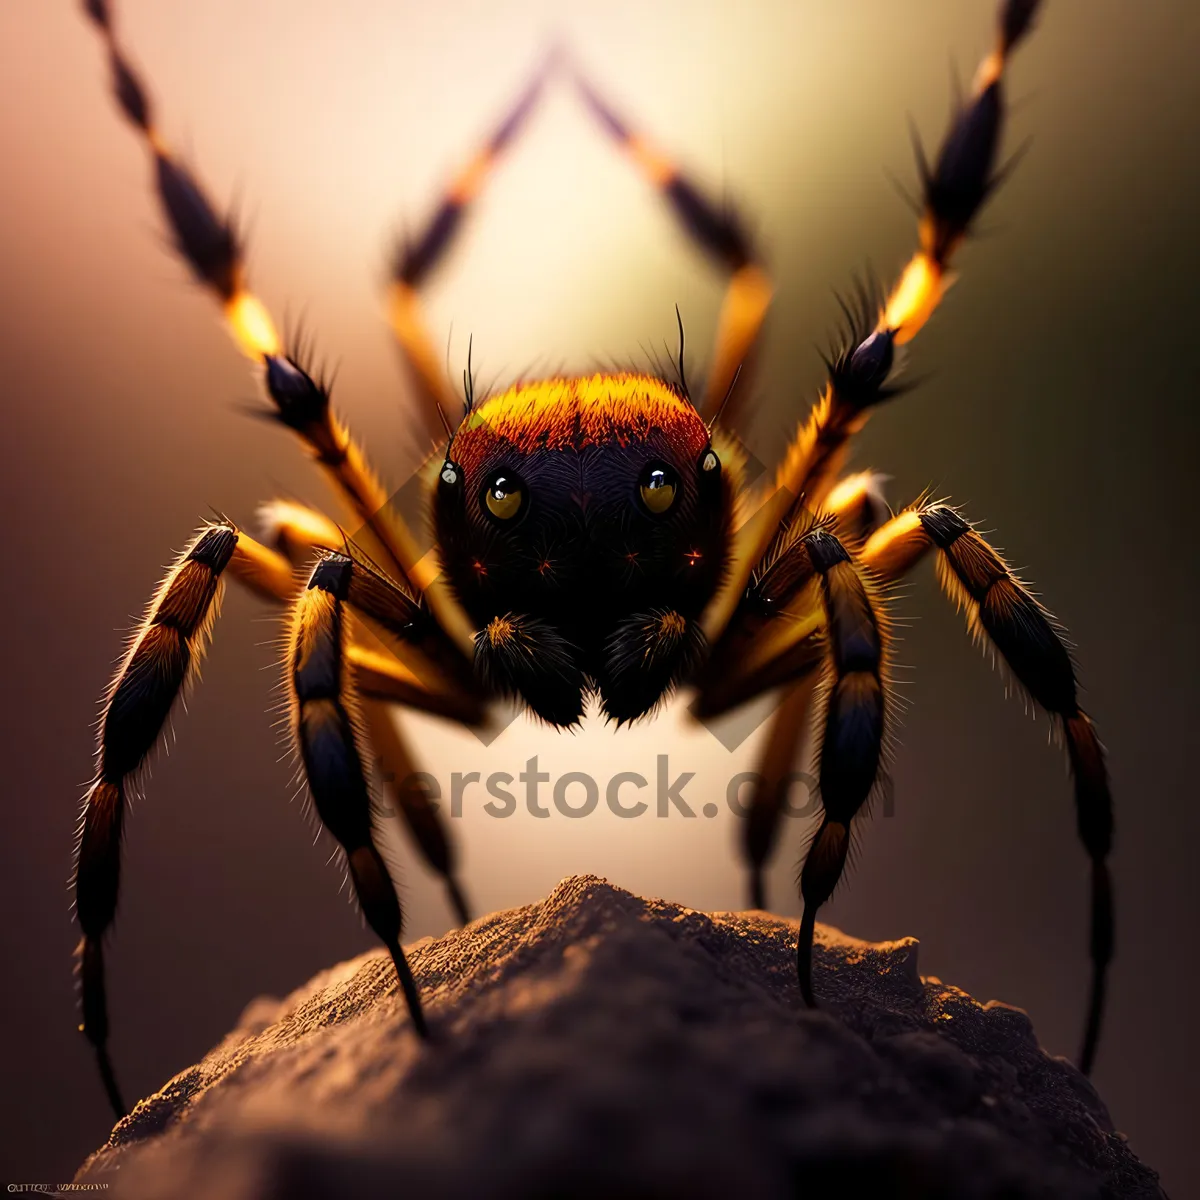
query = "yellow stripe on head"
(455, 372, 707, 470)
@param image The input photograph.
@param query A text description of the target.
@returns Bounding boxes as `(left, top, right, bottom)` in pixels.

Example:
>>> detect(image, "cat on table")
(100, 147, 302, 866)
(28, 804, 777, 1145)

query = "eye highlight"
(482, 471, 526, 522)
(639, 463, 679, 515)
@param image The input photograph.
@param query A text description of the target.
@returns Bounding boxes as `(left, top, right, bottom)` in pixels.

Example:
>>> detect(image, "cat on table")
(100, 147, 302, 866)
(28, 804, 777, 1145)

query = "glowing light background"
(1, 0, 1196, 1189)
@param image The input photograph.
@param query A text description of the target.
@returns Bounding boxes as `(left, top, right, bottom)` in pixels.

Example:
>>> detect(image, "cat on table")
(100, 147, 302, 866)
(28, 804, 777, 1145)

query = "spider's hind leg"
(387, 60, 553, 427)
(568, 64, 771, 427)
(862, 499, 1114, 1074)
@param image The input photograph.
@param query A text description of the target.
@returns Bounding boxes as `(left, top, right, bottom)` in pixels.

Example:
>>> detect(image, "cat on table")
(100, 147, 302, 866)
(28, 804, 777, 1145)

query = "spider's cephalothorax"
(73, 0, 1116, 1126)
(434, 374, 734, 725)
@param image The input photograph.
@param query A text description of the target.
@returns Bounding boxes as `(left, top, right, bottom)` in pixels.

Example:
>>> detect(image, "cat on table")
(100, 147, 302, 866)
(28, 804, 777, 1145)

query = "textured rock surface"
(78, 876, 1160, 1199)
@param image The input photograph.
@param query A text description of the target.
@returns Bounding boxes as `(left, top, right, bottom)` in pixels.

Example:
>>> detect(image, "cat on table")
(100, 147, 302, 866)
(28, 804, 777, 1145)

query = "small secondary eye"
(483, 472, 525, 522)
(639, 463, 679, 515)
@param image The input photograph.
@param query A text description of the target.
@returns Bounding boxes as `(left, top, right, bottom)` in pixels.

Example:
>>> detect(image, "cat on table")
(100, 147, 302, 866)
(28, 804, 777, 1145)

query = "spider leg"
(739, 677, 821, 912)
(701, 473, 894, 907)
(861, 499, 1114, 1075)
(568, 63, 771, 426)
(287, 555, 435, 1038)
(73, 516, 481, 1115)
(249, 508, 484, 915)
(707, 0, 1044, 642)
(701, 524, 890, 1003)
(362, 699, 471, 928)
(793, 531, 889, 1008)
(80, 1, 476, 665)
(388, 64, 552, 427)
(707, 493, 1115, 1073)
(74, 521, 244, 1119)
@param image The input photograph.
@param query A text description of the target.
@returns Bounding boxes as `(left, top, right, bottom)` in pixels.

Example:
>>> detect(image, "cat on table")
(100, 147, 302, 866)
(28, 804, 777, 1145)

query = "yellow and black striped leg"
(703, 521, 890, 993)
(288, 556, 429, 1037)
(569, 65, 771, 425)
(791, 531, 889, 1007)
(388, 66, 551, 431)
(702, 476, 895, 912)
(711, 0, 1045, 627)
(247, 513, 482, 922)
(73, 521, 238, 1119)
(864, 502, 1113, 1074)
(81, 1, 475, 663)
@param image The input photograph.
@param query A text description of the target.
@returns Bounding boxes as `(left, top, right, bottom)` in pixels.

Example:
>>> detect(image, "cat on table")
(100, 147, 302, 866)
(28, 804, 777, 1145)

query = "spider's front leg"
(73, 521, 292, 1118)
(750, 527, 890, 1005)
(286, 554, 431, 1038)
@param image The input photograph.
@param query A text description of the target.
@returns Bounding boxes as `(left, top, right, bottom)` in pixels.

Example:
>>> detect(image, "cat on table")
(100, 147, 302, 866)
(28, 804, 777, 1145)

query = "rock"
(77, 876, 1161, 1199)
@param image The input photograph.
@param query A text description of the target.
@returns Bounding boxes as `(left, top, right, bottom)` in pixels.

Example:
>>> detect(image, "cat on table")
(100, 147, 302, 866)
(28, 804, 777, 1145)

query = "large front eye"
(639, 463, 679, 515)
(482, 471, 526, 522)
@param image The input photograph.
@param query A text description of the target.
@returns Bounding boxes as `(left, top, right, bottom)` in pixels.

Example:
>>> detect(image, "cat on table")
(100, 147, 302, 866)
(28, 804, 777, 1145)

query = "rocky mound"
(77, 876, 1160, 1198)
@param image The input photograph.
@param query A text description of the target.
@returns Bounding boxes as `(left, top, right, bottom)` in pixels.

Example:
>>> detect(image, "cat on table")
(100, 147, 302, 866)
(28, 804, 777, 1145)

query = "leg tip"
(94, 1043, 128, 1121)
(749, 868, 766, 912)
(388, 945, 429, 1041)
(445, 876, 471, 928)
(796, 907, 819, 1009)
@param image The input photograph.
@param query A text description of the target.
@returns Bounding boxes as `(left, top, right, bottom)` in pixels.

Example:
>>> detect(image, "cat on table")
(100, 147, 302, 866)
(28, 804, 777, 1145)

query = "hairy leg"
(863, 499, 1114, 1073)
(74, 521, 239, 1118)
(709, 0, 1044, 642)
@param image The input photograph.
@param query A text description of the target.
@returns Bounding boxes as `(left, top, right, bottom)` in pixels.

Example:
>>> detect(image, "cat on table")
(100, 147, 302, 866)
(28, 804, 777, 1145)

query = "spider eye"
(639, 463, 679, 515)
(483, 472, 525, 522)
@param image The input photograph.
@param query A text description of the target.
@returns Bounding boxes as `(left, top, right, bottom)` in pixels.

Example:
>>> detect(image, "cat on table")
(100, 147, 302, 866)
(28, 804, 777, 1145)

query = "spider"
(74, 0, 1113, 1123)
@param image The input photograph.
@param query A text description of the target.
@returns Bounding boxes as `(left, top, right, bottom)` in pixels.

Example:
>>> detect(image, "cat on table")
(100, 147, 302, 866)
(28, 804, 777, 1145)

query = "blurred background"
(2, 0, 1197, 1192)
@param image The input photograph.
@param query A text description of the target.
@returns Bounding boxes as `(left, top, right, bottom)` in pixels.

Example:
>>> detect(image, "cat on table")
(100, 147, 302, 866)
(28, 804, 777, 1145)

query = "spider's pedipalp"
(474, 614, 587, 729)
(598, 609, 707, 726)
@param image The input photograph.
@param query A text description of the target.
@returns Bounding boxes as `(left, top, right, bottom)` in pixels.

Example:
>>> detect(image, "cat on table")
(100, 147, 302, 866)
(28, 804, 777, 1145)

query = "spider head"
(432, 373, 733, 724)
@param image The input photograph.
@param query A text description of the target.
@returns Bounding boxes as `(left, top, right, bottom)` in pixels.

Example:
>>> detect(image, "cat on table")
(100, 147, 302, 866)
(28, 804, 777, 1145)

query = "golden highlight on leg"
(81, 1, 473, 668)
(714, 0, 1044, 638)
